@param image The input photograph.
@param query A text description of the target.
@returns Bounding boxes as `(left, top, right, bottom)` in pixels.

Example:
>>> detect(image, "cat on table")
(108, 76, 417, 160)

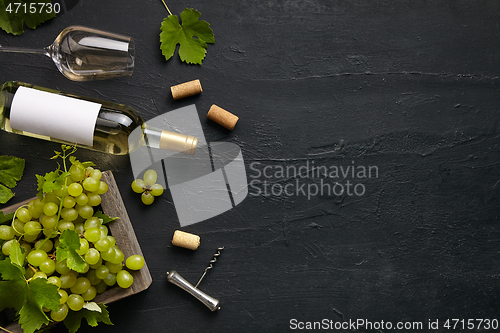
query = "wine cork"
(207, 104, 239, 130)
(171, 79, 202, 99)
(172, 230, 200, 250)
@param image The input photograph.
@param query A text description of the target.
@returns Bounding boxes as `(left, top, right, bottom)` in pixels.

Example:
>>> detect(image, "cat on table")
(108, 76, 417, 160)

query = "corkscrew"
(195, 247, 224, 288)
(166, 247, 224, 311)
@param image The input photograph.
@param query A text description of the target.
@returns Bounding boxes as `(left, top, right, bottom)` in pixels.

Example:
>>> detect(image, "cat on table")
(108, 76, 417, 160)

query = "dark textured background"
(1, 1, 499, 332)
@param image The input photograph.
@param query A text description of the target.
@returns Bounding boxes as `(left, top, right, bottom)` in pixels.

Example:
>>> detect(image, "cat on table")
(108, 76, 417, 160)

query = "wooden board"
(1, 171, 152, 332)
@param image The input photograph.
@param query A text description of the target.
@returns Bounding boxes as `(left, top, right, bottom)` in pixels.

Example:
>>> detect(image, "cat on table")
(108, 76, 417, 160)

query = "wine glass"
(0, 26, 134, 81)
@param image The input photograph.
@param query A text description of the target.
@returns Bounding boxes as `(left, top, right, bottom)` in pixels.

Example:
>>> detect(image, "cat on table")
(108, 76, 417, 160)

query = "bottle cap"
(160, 130, 198, 155)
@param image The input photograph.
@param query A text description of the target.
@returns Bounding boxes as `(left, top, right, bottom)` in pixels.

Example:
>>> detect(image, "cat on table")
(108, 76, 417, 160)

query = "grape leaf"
(160, 8, 215, 65)
(0, 210, 14, 225)
(0, 155, 25, 204)
(94, 211, 118, 225)
(18, 278, 60, 333)
(56, 229, 86, 273)
(0, 247, 59, 333)
(0, 0, 56, 35)
(36, 170, 70, 199)
(69, 156, 96, 169)
(64, 303, 113, 333)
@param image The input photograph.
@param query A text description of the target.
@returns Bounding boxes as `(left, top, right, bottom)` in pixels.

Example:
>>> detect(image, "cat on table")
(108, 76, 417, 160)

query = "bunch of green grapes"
(0, 165, 145, 322)
(131, 169, 164, 205)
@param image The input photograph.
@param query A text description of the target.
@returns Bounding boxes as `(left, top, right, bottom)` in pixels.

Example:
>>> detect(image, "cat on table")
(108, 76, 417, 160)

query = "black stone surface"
(1, 1, 499, 332)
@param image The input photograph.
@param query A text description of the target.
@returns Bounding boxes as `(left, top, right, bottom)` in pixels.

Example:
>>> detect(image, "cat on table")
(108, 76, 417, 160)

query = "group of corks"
(170, 79, 239, 131)
(168, 78, 239, 250)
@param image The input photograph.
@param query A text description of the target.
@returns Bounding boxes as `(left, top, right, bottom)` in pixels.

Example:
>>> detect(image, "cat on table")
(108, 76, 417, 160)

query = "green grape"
(81, 286, 97, 301)
(108, 247, 125, 265)
(103, 272, 117, 286)
(101, 247, 114, 262)
(55, 260, 71, 275)
(32, 271, 47, 280)
(0, 225, 15, 240)
(27, 249, 48, 266)
(99, 229, 108, 241)
(76, 204, 94, 219)
(53, 185, 67, 198)
(74, 222, 85, 235)
(126, 255, 145, 270)
(75, 193, 89, 205)
(94, 238, 111, 252)
(68, 183, 83, 198)
(90, 169, 102, 180)
(44, 193, 60, 204)
(58, 289, 68, 304)
(57, 220, 75, 232)
(87, 193, 102, 206)
(62, 196, 76, 208)
(95, 265, 110, 279)
(96, 181, 108, 195)
(33, 198, 45, 212)
(95, 280, 108, 294)
(43, 202, 59, 216)
(83, 177, 100, 192)
(69, 164, 85, 182)
(12, 219, 25, 236)
(99, 224, 108, 235)
(143, 169, 158, 185)
(106, 235, 116, 247)
(84, 228, 101, 243)
(86, 270, 102, 285)
(24, 267, 35, 279)
(84, 248, 100, 265)
(51, 304, 69, 322)
(23, 233, 39, 243)
(39, 259, 56, 275)
(131, 179, 145, 193)
(116, 270, 134, 288)
(34, 239, 53, 253)
(41, 215, 58, 229)
(151, 183, 164, 196)
(61, 208, 78, 221)
(105, 261, 123, 274)
(17, 207, 32, 223)
(84, 217, 101, 230)
(89, 257, 103, 269)
(141, 192, 155, 205)
(76, 238, 89, 255)
(47, 276, 62, 288)
(60, 272, 77, 289)
(27, 200, 42, 219)
(2, 239, 16, 255)
(24, 221, 42, 236)
(43, 228, 57, 239)
(82, 262, 91, 274)
(20, 242, 32, 256)
(67, 294, 84, 311)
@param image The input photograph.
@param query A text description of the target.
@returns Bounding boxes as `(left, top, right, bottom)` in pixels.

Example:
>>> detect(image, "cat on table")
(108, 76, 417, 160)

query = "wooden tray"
(1, 171, 152, 332)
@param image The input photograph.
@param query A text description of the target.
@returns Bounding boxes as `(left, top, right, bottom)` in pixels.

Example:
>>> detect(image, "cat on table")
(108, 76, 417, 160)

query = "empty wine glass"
(0, 26, 134, 81)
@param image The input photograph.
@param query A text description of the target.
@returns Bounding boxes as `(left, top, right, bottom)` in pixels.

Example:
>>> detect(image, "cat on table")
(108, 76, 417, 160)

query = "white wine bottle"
(0, 81, 198, 155)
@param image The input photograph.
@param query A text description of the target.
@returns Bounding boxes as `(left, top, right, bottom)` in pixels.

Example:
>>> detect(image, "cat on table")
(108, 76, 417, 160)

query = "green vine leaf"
(160, 8, 215, 65)
(0, 0, 56, 35)
(0, 155, 25, 204)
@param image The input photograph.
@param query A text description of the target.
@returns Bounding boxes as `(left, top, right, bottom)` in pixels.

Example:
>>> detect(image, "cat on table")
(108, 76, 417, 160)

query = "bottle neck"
(144, 127, 198, 155)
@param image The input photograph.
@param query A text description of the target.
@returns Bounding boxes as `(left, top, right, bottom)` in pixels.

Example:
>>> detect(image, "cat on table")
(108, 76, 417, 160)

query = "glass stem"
(0, 44, 51, 57)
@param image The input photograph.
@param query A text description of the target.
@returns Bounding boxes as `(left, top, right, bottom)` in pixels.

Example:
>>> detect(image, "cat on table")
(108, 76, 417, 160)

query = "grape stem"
(161, 0, 173, 15)
(35, 145, 77, 251)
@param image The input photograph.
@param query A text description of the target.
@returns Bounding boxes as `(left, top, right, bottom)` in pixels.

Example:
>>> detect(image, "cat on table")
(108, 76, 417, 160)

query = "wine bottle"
(0, 81, 198, 155)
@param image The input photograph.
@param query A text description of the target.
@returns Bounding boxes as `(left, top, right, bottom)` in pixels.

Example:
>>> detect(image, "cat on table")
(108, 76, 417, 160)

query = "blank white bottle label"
(9, 87, 101, 146)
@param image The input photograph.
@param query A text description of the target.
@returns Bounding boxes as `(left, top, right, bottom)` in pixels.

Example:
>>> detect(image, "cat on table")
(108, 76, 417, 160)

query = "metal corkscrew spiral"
(166, 247, 225, 311)
(195, 247, 224, 288)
